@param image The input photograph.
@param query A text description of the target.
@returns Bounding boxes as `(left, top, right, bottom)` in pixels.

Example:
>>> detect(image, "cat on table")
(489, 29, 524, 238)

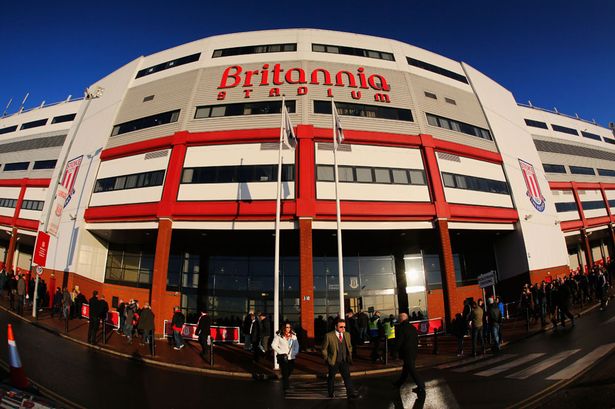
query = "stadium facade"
(1, 29, 613, 336)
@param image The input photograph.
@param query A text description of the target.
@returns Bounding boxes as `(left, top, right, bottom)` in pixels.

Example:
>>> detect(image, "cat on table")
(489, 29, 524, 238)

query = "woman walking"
(271, 322, 300, 392)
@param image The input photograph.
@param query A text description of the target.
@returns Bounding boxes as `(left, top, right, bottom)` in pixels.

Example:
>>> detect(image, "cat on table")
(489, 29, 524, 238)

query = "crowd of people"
(0, 268, 50, 315)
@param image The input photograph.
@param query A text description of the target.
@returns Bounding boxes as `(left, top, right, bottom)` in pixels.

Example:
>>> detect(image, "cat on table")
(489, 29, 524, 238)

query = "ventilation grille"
(317, 143, 352, 152)
(437, 152, 461, 162)
(0, 134, 66, 154)
(534, 139, 615, 162)
(260, 143, 290, 150)
(144, 150, 169, 160)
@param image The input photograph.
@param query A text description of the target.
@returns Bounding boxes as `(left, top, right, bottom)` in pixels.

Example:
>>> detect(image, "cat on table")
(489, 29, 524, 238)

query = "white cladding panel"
(606, 190, 615, 201)
(579, 189, 608, 218)
(24, 188, 48, 201)
(44, 60, 140, 275)
(178, 182, 295, 201)
(436, 154, 506, 181)
(0, 187, 20, 199)
(443, 188, 513, 208)
(89, 186, 163, 207)
(317, 182, 430, 201)
(0, 208, 13, 218)
(96, 150, 171, 179)
(184, 144, 296, 166)
(551, 189, 579, 222)
(465, 63, 568, 276)
(19, 209, 42, 220)
(0, 100, 81, 140)
(315, 144, 424, 168)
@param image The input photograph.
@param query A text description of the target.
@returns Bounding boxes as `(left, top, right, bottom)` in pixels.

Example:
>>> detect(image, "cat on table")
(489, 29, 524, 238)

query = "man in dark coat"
(99, 295, 109, 340)
(171, 306, 186, 350)
(393, 313, 425, 394)
(195, 311, 212, 358)
(556, 279, 575, 327)
(87, 291, 101, 344)
(137, 303, 155, 346)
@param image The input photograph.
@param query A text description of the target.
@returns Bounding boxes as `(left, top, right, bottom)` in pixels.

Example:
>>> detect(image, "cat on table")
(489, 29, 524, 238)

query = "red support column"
(582, 230, 593, 271)
(436, 219, 457, 326)
(151, 218, 173, 334)
(5, 227, 18, 272)
(296, 125, 316, 218)
(299, 217, 315, 343)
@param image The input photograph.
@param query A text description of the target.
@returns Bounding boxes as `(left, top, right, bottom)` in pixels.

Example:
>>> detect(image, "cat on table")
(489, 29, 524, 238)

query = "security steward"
(393, 312, 425, 394)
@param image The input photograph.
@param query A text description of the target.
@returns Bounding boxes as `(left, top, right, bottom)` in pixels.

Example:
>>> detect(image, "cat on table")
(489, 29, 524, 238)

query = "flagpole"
(273, 96, 285, 370)
(331, 99, 345, 319)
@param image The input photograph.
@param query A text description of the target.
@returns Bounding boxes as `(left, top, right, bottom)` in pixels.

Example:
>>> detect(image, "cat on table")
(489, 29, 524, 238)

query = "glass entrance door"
(403, 254, 428, 319)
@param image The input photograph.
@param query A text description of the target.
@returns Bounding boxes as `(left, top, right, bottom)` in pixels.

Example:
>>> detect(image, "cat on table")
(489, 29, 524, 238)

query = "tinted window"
(136, 53, 201, 78)
(111, 110, 180, 136)
(4, 162, 29, 171)
(33, 160, 57, 170)
(51, 114, 76, 124)
(524, 119, 548, 129)
(314, 100, 412, 122)
(20, 119, 47, 130)
(569, 166, 594, 175)
(407, 57, 468, 83)
(543, 164, 566, 173)
(552, 124, 579, 136)
(213, 44, 296, 58)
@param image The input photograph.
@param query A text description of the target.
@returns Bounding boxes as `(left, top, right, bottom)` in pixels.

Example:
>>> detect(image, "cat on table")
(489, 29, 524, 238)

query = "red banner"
(163, 320, 240, 343)
(411, 317, 445, 335)
(33, 231, 50, 267)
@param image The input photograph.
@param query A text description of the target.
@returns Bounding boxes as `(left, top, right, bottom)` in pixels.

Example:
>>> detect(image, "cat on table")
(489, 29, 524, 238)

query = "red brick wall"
(529, 264, 570, 284)
(427, 284, 483, 321)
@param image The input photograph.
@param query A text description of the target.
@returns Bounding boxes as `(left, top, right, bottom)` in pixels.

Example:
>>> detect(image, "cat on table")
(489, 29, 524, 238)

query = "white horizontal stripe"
(546, 343, 615, 380)
(507, 349, 580, 379)
(475, 353, 545, 377)
(452, 354, 517, 372)
(603, 316, 615, 325)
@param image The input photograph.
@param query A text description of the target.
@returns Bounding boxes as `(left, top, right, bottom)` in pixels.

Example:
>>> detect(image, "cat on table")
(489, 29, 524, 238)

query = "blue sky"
(1, 0, 613, 127)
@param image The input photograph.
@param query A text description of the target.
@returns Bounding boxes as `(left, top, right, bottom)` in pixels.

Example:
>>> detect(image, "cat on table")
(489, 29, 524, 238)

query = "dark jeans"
(472, 326, 485, 355)
(327, 361, 354, 397)
(456, 335, 464, 355)
(396, 357, 425, 391)
(490, 323, 500, 352)
(88, 318, 100, 344)
(17, 295, 24, 315)
(558, 305, 574, 326)
(280, 359, 295, 390)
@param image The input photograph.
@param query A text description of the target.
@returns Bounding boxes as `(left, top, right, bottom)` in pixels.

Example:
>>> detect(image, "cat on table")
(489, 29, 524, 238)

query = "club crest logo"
(519, 159, 545, 212)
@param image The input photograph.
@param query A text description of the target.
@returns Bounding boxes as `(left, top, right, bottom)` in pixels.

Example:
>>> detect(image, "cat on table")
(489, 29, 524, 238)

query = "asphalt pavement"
(1, 302, 614, 409)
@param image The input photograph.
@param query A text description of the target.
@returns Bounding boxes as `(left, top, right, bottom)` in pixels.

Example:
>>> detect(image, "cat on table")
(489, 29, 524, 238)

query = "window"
(20, 119, 47, 130)
(424, 91, 437, 99)
(0, 125, 18, 135)
(105, 246, 154, 288)
(445, 97, 456, 105)
(314, 100, 413, 122)
(33, 160, 57, 170)
(312, 44, 394, 61)
(555, 202, 578, 213)
(609, 199, 615, 208)
(143, 95, 155, 102)
(316, 165, 426, 185)
(135, 53, 201, 78)
(195, 100, 295, 119)
(524, 119, 548, 129)
(543, 163, 566, 174)
(4, 162, 29, 171)
(181, 165, 294, 184)
(569, 166, 595, 175)
(442, 172, 509, 195)
(21, 200, 44, 211)
(51, 113, 76, 124)
(605, 138, 615, 145)
(0, 198, 17, 208)
(94, 170, 165, 193)
(598, 168, 615, 177)
(552, 124, 579, 136)
(213, 44, 296, 58)
(582, 200, 605, 210)
(581, 131, 602, 141)
(426, 113, 492, 140)
(406, 57, 468, 83)
(111, 110, 180, 136)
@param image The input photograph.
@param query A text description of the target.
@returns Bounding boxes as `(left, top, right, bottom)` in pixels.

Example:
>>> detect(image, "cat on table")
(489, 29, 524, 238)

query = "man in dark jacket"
(87, 291, 101, 344)
(195, 310, 212, 358)
(393, 313, 425, 394)
(486, 297, 502, 352)
(137, 303, 155, 347)
(557, 279, 575, 327)
(258, 313, 271, 355)
(99, 295, 109, 340)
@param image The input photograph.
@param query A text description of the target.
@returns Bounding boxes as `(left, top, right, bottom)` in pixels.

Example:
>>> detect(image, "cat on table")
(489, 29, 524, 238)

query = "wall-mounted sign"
(216, 64, 392, 103)
(519, 158, 545, 212)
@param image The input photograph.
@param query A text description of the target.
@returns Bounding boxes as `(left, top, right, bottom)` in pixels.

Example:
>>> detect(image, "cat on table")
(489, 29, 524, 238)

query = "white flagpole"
(273, 96, 285, 370)
(332, 99, 345, 319)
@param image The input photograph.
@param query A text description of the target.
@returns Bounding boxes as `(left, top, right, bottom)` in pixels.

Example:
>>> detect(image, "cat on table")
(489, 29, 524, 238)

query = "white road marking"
(436, 355, 484, 369)
(475, 353, 545, 377)
(452, 354, 517, 373)
(284, 382, 347, 400)
(507, 349, 580, 379)
(388, 378, 461, 409)
(546, 343, 615, 380)
(603, 315, 615, 325)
